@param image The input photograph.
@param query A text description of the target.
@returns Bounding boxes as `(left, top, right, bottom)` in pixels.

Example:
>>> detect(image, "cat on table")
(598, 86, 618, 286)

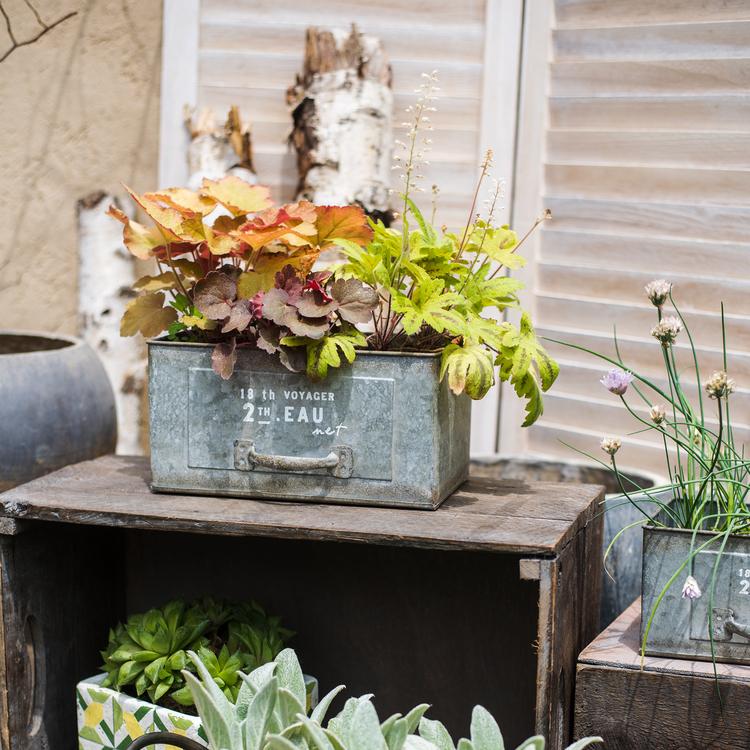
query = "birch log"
(184, 106, 257, 189)
(77, 192, 144, 455)
(287, 26, 394, 224)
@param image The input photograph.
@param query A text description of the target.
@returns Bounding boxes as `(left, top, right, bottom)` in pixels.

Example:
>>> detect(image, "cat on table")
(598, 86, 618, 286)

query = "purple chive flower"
(681, 575, 702, 600)
(600, 368, 634, 396)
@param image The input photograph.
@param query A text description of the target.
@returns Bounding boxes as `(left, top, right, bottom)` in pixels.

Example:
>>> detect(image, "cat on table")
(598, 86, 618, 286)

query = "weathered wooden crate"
(575, 599, 750, 749)
(0, 455, 603, 750)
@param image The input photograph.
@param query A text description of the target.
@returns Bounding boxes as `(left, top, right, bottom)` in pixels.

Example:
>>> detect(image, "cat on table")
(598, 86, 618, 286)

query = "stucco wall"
(0, 0, 162, 334)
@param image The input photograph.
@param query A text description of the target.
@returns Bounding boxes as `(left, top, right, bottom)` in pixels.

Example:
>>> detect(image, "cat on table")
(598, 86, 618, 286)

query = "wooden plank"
(550, 59, 750, 97)
(471, 0, 524, 455)
(199, 51, 483, 99)
(539, 392, 750, 445)
(539, 325, 750, 376)
(159, 0, 200, 187)
(538, 262, 750, 310)
(575, 600, 750, 748)
(549, 94, 750, 132)
(539, 229, 750, 279)
(547, 129, 750, 168)
(527, 422, 671, 475)
(0, 456, 604, 556)
(201, 0, 487, 26)
(543, 196, 750, 243)
(536, 294, 750, 350)
(201, 20, 484, 63)
(533, 518, 603, 747)
(555, 0, 750, 29)
(549, 359, 750, 424)
(545, 164, 750, 205)
(553, 21, 750, 62)
(0, 524, 122, 749)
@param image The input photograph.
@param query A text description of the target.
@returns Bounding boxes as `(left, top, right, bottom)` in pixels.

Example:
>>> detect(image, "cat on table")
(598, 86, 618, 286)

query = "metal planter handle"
(125, 732, 205, 750)
(234, 439, 353, 478)
(711, 607, 750, 642)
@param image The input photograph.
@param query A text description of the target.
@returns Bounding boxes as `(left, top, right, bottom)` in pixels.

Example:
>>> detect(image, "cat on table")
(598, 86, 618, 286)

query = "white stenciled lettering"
(298, 407, 309, 423)
(243, 403, 254, 422)
(312, 407, 323, 423)
(284, 406, 294, 422)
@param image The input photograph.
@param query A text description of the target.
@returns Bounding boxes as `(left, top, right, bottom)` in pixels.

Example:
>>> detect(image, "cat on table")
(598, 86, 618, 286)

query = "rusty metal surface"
(148, 341, 471, 509)
(642, 526, 750, 664)
(0, 331, 116, 491)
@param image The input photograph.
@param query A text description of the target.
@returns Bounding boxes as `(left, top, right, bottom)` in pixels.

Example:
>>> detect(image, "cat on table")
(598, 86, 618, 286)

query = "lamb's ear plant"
(418, 705, 602, 750)
(173, 649, 601, 750)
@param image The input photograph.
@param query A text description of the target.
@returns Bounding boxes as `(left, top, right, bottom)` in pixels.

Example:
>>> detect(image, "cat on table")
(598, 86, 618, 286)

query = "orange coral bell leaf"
(311, 205, 372, 248)
(199, 176, 272, 216)
(107, 205, 166, 261)
(146, 187, 217, 216)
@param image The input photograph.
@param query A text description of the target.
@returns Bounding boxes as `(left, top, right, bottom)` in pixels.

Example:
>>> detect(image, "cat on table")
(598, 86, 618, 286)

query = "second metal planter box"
(642, 526, 750, 664)
(149, 341, 471, 509)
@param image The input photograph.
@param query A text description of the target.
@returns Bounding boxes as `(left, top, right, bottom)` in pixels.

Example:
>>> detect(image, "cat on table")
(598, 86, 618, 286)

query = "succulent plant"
(101, 598, 291, 710)
(157, 648, 603, 750)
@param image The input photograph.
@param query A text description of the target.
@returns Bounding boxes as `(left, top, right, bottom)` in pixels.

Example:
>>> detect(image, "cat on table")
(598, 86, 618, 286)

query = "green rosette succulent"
(100, 597, 291, 710)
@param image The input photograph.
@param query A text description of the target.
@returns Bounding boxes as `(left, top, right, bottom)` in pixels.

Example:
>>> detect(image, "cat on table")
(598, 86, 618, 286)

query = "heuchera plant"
(113, 176, 377, 381)
(115, 74, 558, 425)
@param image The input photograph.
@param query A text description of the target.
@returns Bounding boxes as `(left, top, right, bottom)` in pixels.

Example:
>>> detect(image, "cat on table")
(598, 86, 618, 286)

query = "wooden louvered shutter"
(504, 0, 750, 471)
(161, 0, 525, 454)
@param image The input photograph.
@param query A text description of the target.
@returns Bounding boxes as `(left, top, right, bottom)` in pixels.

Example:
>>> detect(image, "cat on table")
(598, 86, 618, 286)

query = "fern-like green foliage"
(327, 197, 558, 423)
(174, 649, 601, 750)
(101, 598, 292, 709)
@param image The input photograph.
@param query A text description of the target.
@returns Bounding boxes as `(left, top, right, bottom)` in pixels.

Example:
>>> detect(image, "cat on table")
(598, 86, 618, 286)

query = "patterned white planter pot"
(77, 673, 319, 750)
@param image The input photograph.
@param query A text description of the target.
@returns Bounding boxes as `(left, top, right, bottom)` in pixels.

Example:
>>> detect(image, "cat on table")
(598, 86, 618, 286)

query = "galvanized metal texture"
(148, 340, 471, 509)
(642, 526, 750, 664)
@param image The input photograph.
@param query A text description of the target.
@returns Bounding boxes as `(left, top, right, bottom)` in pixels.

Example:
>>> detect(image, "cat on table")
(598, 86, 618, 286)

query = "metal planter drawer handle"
(712, 607, 750, 642)
(234, 439, 354, 478)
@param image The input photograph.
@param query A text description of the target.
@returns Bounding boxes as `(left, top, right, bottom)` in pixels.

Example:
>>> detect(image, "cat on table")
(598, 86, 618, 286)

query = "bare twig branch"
(0, 1, 77, 63)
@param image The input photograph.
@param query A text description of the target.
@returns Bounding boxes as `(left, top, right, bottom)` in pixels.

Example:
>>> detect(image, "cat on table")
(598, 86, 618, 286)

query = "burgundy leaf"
(194, 270, 237, 319)
(330, 278, 379, 324)
(294, 290, 336, 319)
(222, 300, 253, 333)
(212, 339, 237, 380)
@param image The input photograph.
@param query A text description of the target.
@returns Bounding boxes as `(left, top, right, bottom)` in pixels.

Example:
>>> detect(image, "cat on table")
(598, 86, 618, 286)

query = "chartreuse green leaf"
(497, 312, 559, 427)
(391, 277, 464, 336)
(440, 343, 495, 400)
(462, 267, 523, 313)
(283, 326, 367, 380)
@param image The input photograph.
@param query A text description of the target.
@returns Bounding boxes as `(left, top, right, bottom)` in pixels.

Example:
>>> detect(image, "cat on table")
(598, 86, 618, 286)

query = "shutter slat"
(547, 130, 750, 168)
(554, 21, 750, 62)
(555, 0, 750, 29)
(550, 94, 750, 131)
(551, 59, 750, 96)
(540, 229, 750, 278)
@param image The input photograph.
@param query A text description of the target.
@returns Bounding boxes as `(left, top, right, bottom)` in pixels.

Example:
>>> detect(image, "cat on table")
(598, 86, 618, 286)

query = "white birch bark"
(77, 192, 145, 455)
(184, 106, 257, 190)
(288, 26, 394, 223)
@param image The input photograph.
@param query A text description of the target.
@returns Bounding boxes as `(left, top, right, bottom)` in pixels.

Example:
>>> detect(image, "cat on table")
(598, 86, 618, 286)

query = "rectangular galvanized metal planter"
(642, 525, 750, 664)
(148, 340, 471, 509)
(77, 673, 318, 750)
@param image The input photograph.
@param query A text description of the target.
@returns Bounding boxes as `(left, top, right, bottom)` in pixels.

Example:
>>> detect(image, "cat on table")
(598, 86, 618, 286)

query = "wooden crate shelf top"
(579, 599, 750, 684)
(0, 455, 603, 554)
